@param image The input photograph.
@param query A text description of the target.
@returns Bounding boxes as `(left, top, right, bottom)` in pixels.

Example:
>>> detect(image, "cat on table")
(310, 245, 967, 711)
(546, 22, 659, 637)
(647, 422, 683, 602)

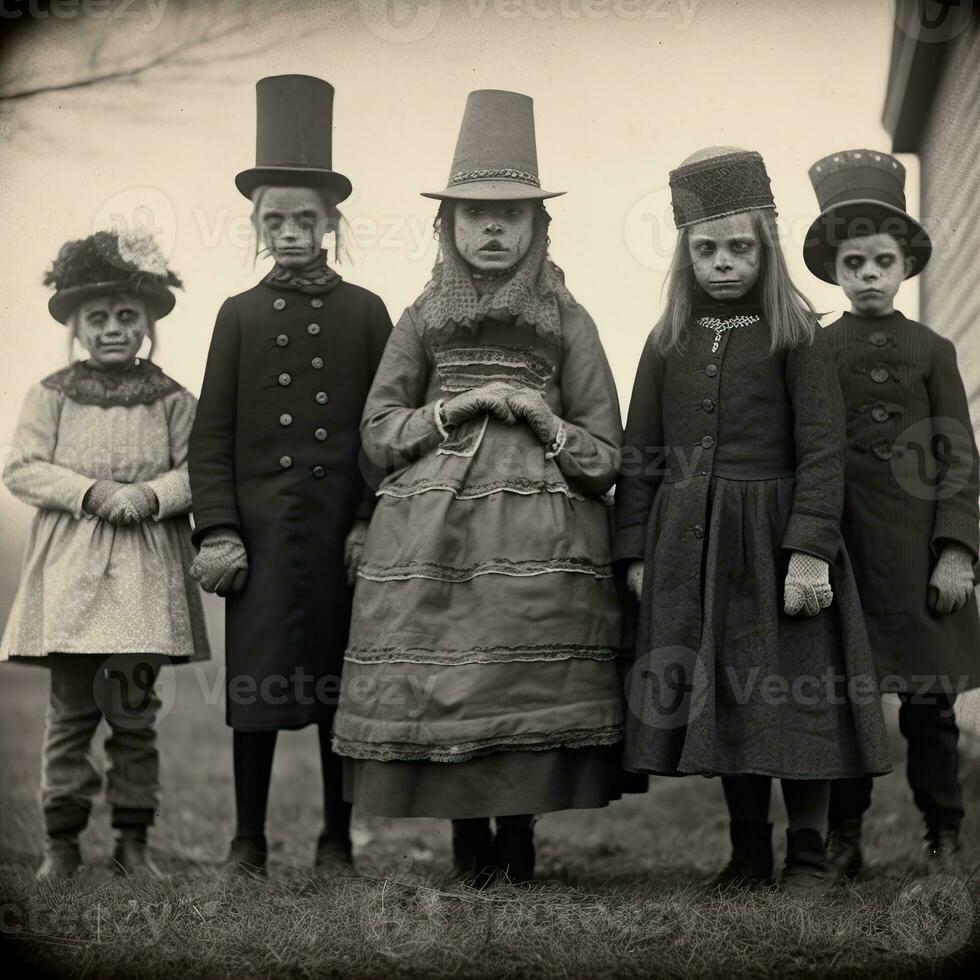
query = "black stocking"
(233, 729, 278, 838)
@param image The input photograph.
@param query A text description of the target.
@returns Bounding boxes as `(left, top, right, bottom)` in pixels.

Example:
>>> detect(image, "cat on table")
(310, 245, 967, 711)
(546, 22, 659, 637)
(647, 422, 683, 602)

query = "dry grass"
(2, 663, 979, 979)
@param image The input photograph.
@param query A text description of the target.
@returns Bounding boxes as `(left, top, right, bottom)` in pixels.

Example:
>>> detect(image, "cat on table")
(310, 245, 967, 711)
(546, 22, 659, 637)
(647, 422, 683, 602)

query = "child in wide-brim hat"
(805, 149, 980, 876)
(1, 228, 209, 880)
(615, 146, 891, 892)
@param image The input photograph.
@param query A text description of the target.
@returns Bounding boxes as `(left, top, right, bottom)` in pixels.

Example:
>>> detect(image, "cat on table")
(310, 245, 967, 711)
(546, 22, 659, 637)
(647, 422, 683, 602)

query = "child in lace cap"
(1, 228, 209, 881)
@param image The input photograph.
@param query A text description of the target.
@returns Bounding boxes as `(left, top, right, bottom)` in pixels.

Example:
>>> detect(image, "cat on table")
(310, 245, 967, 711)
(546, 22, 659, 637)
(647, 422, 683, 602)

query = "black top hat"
(804, 149, 931, 283)
(45, 230, 182, 324)
(235, 74, 352, 203)
(422, 90, 563, 201)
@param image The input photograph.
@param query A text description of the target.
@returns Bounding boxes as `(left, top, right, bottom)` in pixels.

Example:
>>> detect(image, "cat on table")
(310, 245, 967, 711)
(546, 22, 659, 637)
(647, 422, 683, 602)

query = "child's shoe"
(36, 837, 81, 881)
(314, 831, 353, 870)
(452, 818, 497, 888)
(781, 828, 837, 894)
(710, 821, 774, 889)
(926, 830, 961, 874)
(223, 834, 268, 880)
(112, 838, 164, 878)
(495, 816, 536, 884)
(826, 817, 863, 879)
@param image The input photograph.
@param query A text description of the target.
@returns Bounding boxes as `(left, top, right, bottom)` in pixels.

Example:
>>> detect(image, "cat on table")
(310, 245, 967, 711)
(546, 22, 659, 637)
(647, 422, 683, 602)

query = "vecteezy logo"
(625, 645, 708, 730)
(890, 417, 973, 502)
(92, 654, 177, 730)
(357, 0, 442, 42)
(92, 187, 178, 262)
(892, 0, 975, 44)
(888, 874, 974, 959)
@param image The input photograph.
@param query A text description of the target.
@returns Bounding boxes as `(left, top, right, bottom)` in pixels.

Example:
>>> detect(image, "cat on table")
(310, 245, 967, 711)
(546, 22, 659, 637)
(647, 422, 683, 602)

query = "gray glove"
(929, 543, 976, 615)
(442, 382, 516, 427)
(83, 480, 125, 522)
(190, 528, 249, 597)
(105, 483, 159, 525)
(506, 387, 560, 447)
(784, 552, 833, 616)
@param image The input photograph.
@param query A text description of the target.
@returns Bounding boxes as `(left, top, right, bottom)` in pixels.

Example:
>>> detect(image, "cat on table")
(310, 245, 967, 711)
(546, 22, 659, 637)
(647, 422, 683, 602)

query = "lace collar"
(41, 359, 181, 407)
(261, 250, 343, 295)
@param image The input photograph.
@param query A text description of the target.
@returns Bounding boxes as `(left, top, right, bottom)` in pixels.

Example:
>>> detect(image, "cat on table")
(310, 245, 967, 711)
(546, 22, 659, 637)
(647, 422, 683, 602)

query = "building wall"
(917, 21, 980, 430)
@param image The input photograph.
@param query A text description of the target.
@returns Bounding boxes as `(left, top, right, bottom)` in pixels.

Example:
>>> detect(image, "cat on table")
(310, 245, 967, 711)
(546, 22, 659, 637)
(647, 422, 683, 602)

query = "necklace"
(697, 313, 760, 353)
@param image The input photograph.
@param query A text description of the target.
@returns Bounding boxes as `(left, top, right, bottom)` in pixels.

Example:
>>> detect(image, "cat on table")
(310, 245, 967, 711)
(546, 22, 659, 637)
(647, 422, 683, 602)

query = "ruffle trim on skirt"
(332, 723, 623, 764)
(377, 478, 588, 501)
(345, 642, 619, 666)
(357, 556, 613, 583)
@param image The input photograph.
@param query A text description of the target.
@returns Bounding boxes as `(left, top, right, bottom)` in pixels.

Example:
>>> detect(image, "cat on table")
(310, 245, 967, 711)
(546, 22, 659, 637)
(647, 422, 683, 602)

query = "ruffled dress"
(331, 299, 631, 817)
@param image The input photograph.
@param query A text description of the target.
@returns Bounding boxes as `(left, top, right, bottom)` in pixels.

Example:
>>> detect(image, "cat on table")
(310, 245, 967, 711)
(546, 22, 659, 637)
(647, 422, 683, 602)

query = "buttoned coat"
(189, 275, 392, 730)
(823, 311, 980, 693)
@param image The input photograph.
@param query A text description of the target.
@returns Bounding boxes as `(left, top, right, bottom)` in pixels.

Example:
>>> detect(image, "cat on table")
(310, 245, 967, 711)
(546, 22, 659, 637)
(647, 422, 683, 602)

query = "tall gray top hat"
(422, 89, 564, 201)
(235, 74, 352, 203)
(804, 149, 931, 283)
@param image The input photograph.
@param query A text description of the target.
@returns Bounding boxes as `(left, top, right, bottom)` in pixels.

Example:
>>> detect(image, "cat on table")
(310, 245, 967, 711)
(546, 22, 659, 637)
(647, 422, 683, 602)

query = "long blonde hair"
(652, 208, 819, 355)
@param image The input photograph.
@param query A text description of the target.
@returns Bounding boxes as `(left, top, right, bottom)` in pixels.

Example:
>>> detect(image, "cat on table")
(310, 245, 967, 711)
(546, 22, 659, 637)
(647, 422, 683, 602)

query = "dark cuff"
(781, 512, 841, 564)
(613, 523, 647, 564)
(931, 512, 979, 562)
(191, 508, 242, 547)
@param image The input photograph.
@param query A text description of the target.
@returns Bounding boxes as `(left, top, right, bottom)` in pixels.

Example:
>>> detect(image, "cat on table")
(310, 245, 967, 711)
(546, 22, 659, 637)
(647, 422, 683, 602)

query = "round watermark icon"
(892, 0, 975, 45)
(91, 186, 178, 263)
(888, 873, 974, 959)
(890, 416, 975, 502)
(92, 654, 177, 730)
(625, 644, 708, 730)
(358, 0, 443, 42)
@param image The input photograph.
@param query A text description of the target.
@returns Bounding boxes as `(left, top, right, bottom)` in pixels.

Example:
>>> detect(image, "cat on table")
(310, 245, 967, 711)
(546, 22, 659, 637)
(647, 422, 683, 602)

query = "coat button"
(701, 435, 715, 449)
(702, 398, 715, 412)
(312, 356, 324, 369)
(871, 405, 889, 423)
(869, 331, 889, 347)
(279, 413, 293, 426)
(312, 465, 326, 478)
(279, 455, 293, 469)
(308, 323, 321, 336)
(693, 524, 704, 539)
(278, 372, 292, 386)
(276, 333, 289, 347)
(273, 298, 286, 311)
(705, 364, 718, 377)
(315, 427, 328, 441)
(870, 366, 890, 383)
(315, 391, 329, 404)
(873, 444, 893, 461)
(311, 298, 324, 309)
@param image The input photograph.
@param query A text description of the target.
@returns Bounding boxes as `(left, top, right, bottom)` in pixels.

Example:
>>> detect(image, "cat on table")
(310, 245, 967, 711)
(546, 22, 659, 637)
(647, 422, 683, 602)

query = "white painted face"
(453, 199, 536, 274)
(74, 293, 149, 369)
(687, 212, 762, 301)
(834, 233, 914, 316)
(256, 186, 331, 269)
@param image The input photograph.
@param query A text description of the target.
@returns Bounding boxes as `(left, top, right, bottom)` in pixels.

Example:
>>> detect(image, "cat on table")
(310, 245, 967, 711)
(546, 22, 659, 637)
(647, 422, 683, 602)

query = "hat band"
(448, 168, 541, 188)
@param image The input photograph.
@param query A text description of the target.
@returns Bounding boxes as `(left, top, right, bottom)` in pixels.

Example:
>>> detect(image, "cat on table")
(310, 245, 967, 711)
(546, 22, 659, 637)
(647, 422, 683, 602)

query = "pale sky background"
(0, 0, 920, 623)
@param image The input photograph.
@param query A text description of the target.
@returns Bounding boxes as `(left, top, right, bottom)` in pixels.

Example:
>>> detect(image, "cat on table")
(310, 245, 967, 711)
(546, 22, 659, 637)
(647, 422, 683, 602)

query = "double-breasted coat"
(188, 268, 392, 730)
(823, 310, 980, 694)
(614, 292, 891, 779)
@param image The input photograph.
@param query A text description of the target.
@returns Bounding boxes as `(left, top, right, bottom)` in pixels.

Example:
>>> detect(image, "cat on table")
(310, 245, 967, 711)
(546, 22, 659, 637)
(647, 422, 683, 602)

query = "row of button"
(277, 325, 322, 343)
(277, 363, 324, 384)
(278, 457, 328, 477)
(273, 297, 324, 311)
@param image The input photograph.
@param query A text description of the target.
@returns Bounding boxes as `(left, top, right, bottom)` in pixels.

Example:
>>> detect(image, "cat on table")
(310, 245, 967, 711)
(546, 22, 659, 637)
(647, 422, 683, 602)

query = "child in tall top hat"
(615, 147, 891, 891)
(1, 229, 210, 879)
(188, 75, 393, 876)
(805, 149, 980, 874)
(331, 89, 636, 884)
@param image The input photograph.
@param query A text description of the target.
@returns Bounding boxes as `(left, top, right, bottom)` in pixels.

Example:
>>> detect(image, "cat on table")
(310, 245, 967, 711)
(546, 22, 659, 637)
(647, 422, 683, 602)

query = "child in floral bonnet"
(0, 228, 210, 880)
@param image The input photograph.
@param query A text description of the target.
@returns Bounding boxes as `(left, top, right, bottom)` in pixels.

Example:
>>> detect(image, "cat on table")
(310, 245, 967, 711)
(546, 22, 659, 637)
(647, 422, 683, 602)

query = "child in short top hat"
(805, 149, 980, 874)
(1, 229, 209, 879)
(615, 147, 891, 891)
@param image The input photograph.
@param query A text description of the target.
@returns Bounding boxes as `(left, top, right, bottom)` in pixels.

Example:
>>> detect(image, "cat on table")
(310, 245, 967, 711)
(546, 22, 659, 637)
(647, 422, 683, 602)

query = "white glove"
(783, 552, 833, 616)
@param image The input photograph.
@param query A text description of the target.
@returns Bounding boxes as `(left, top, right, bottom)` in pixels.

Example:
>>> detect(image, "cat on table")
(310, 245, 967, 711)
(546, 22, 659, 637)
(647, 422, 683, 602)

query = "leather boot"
(314, 831, 353, 869)
(452, 818, 497, 888)
(112, 839, 164, 878)
(495, 816, 536, 884)
(826, 817, 863, 879)
(710, 821, 773, 889)
(224, 835, 268, 880)
(781, 828, 837, 893)
(926, 830, 961, 874)
(36, 837, 81, 881)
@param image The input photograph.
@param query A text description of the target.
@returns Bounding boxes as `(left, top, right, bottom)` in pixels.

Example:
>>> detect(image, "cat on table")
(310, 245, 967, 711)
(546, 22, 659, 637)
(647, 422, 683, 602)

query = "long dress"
(614, 292, 891, 779)
(1, 359, 209, 663)
(331, 298, 630, 817)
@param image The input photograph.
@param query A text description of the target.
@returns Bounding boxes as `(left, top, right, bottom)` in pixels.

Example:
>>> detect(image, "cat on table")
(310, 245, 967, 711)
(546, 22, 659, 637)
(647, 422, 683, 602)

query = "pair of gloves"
(190, 521, 370, 597)
(626, 551, 835, 617)
(439, 382, 560, 449)
(83, 480, 159, 525)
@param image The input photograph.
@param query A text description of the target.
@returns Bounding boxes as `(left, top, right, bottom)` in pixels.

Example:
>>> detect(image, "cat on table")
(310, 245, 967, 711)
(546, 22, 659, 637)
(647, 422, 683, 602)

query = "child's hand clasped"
(506, 387, 559, 447)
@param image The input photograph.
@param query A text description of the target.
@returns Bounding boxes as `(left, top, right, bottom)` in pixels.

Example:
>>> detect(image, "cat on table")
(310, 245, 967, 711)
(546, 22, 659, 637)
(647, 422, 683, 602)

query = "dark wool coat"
(189, 275, 392, 730)
(614, 295, 891, 779)
(824, 311, 980, 694)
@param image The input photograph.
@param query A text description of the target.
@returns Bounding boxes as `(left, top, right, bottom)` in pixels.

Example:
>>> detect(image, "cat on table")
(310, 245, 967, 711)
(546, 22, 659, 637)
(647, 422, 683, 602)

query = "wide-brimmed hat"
(669, 146, 776, 229)
(804, 149, 931, 283)
(235, 74, 352, 203)
(45, 229, 182, 324)
(422, 89, 564, 201)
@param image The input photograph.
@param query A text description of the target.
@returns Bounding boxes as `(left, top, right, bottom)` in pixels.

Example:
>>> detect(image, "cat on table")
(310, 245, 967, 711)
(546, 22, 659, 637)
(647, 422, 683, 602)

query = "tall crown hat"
(422, 89, 564, 201)
(235, 74, 352, 203)
(669, 146, 776, 229)
(804, 149, 931, 283)
(44, 229, 182, 324)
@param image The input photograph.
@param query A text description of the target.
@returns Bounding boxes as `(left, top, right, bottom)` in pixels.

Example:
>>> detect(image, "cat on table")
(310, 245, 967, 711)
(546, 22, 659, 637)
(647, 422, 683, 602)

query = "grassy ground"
(1, 662, 979, 979)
